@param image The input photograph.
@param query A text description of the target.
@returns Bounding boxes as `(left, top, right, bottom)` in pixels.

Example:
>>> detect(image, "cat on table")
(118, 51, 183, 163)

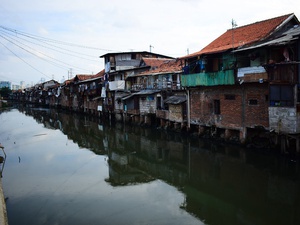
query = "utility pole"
(68, 68, 73, 80)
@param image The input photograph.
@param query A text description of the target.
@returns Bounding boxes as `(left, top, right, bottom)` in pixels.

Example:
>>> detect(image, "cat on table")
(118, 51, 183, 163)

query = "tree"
(0, 87, 12, 98)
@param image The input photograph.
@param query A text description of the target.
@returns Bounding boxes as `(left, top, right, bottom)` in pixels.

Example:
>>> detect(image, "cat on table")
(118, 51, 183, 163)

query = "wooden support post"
(160, 119, 164, 128)
(296, 137, 300, 153)
(239, 127, 247, 144)
(225, 129, 232, 141)
(281, 136, 287, 154)
(198, 126, 205, 136)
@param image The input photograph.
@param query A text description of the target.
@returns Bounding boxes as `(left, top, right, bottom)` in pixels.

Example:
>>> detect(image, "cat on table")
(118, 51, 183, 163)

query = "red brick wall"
(190, 83, 269, 130)
(244, 83, 269, 128)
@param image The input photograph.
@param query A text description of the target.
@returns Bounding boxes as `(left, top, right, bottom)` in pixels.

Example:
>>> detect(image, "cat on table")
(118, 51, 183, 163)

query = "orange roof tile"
(94, 69, 105, 78)
(185, 13, 295, 58)
(138, 58, 183, 76)
(75, 74, 95, 81)
(142, 57, 173, 68)
(74, 70, 105, 81)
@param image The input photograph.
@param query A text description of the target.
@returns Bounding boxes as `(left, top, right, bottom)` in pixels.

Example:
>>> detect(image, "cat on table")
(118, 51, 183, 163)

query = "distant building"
(20, 81, 25, 89)
(12, 84, 21, 90)
(0, 81, 11, 89)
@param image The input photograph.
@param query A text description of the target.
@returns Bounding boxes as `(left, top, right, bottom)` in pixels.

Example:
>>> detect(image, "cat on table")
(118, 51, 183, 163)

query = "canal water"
(0, 107, 299, 225)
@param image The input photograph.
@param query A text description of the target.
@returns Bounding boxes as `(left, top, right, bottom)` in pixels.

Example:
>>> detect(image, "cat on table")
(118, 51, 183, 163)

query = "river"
(0, 106, 299, 225)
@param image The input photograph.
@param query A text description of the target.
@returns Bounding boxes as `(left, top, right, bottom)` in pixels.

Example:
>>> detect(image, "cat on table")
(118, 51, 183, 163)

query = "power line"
(0, 34, 69, 70)
(0, 33, 93, 72)
(0, 40, 52, 79)
(0, 29, 100, 62)
(0, 25, 118, 52)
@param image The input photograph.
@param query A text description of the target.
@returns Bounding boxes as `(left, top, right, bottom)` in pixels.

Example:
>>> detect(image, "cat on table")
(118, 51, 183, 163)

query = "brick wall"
(190, 83, 269, 130)
(244, 84, 269, 128)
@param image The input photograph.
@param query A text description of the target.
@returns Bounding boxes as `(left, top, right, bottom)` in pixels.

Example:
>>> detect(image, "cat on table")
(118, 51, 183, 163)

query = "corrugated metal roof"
(100, 51, 174, 59)
(121, 90, 160, 100)
(122, 94, 135, 100)
(164, 95, 186, 105)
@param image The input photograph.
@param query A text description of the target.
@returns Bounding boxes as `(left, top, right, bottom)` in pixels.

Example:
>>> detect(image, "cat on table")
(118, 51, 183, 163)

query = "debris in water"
(33, 133, 47, 137)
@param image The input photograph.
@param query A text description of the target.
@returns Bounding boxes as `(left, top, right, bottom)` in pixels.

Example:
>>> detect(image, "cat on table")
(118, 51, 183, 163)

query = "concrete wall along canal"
(0, 179, 8, 225)
(0, 144, 8, 225)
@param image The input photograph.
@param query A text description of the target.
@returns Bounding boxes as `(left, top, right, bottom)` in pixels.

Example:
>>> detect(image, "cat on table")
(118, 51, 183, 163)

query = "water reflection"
(3, 106, 300, 225)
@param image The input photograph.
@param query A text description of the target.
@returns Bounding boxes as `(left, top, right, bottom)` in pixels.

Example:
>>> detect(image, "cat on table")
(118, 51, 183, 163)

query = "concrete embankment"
(0, 143, 8, 225)
(0, 179, 8, 225)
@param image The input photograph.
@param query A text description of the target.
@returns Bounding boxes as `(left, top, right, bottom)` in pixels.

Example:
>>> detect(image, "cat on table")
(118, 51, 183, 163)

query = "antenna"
(231, 19, 237, 49)
(231, 19, 237, 28)
(149, 45, 154, 52)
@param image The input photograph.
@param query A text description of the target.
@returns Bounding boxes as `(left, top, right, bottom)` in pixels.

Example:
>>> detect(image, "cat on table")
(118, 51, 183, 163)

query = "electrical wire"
(0, 25, 108, 81)
(0, 25, 183, 84)
(0, 40, 52, 79)
(0, 33, 93, 72)
(0, 25, 118, 52)
(0, 34, 71, 71)
(0, 29, 100, 61)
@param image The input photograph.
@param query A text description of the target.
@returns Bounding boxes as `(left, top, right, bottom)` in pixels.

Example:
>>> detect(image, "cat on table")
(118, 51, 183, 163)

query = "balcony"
(264, 62, 298, 84)
(181, 69, 235, 87)
(109, 80, 125, 91)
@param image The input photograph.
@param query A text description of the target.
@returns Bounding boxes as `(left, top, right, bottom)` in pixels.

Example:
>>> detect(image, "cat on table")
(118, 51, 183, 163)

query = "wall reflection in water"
(20, 106, 300, 225)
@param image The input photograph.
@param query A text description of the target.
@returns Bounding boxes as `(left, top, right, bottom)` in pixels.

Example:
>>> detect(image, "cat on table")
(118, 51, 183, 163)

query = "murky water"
(0, 107, 299, 225)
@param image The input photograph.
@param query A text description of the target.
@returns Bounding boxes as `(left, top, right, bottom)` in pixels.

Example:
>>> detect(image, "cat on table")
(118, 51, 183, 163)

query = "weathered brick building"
(189, 83, 269, 141)
(182, 13, 300, 146)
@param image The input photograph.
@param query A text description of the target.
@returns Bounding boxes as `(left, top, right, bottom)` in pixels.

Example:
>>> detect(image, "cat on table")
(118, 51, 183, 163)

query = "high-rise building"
(0, 81, 11, 89)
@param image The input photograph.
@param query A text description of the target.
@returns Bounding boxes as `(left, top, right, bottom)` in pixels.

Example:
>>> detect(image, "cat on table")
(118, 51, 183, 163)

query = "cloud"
(0, 0, 299, 85)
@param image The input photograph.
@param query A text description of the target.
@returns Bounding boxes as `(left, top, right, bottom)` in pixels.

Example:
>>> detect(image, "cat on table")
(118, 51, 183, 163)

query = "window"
(225, 94, 235, 100)
(214, 100, 220, 115)
(270, 85, 294, 107)
(248, 99, 258, 105)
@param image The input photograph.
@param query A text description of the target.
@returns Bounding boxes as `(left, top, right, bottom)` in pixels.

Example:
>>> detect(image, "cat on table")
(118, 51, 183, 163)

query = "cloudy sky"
(0, 0, 299, 86)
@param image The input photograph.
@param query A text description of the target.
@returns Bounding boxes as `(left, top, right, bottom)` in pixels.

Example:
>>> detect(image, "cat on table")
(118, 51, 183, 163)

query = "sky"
(0, 0, 299, 86)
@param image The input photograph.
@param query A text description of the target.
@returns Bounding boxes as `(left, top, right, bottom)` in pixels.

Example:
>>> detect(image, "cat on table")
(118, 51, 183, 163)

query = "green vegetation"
(0, 87, 12, 99)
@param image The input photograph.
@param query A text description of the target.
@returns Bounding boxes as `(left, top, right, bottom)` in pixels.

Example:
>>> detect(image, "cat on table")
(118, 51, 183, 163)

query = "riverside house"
(100, 51, 174, 122)
(11, 13, 300, 152)
(122, 58, 184, 126)
(59, 71, 105, 114)
(181, 13, 300, 149)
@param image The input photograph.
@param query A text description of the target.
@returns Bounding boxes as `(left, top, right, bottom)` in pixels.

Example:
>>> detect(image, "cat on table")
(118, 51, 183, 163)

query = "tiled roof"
(75, 74, 96, 81)
(142, 57, 173, 68)
(75, 69, 105, 81)
(63, 78, 74, 85)
(138, 58, 183, 76)
(94, 69, 105, 78)
(185, 13, 295, 58)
